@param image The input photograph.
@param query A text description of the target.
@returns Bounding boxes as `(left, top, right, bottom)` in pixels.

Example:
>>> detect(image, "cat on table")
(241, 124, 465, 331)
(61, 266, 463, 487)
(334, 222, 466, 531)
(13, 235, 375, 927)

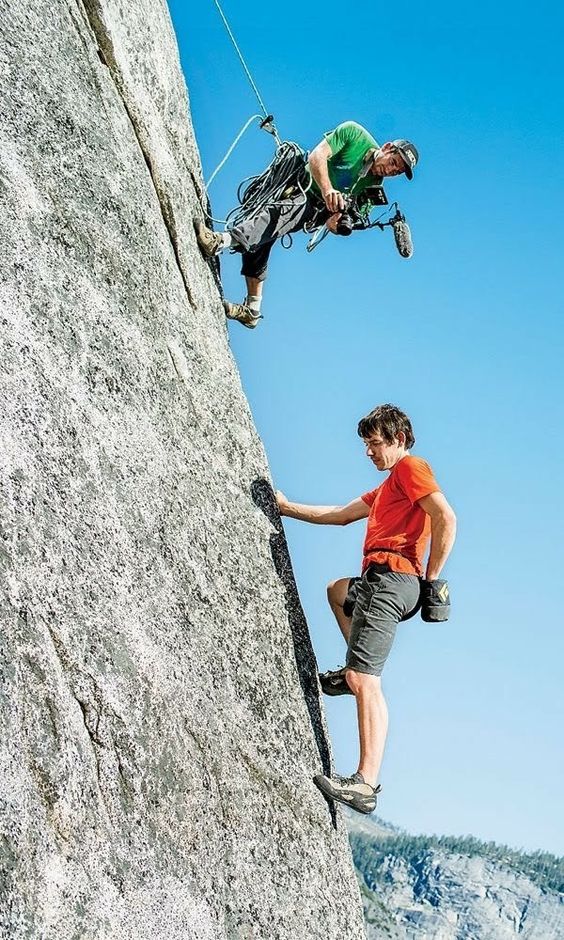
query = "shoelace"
(337, 773, 381, 794)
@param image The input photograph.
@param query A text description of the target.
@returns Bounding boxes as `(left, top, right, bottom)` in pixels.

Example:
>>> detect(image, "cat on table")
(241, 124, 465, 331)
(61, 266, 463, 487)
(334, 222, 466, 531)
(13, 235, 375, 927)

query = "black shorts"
(345, 565, 421, 676)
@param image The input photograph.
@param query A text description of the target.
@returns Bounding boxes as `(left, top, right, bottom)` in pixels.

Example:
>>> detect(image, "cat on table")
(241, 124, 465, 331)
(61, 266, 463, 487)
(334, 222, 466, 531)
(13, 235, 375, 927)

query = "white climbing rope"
(205, 113, 263, 191)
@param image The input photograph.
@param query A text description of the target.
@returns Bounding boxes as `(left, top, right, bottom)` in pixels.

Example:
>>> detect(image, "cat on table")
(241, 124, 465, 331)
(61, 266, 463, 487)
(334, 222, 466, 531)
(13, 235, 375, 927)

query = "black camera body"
(335, 187, 388, 236)
(336, 202, 363, 236)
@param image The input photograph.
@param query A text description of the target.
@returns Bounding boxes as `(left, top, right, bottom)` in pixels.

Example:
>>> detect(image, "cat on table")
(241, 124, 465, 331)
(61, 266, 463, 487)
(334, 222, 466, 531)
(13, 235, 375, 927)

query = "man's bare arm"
(308, 139, 345, 213)
(418, 492, 457, 580)
(276, 491, 369, 526)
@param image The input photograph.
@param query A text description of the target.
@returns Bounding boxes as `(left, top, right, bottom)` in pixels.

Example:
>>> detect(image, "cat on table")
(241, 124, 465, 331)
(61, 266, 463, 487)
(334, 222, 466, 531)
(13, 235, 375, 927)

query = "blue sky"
(169, 0, 564, 854)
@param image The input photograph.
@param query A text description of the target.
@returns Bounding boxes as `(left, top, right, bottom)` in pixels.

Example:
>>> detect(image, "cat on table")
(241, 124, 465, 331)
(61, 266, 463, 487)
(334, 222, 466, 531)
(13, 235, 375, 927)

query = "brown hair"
(357, 403, 415, 449)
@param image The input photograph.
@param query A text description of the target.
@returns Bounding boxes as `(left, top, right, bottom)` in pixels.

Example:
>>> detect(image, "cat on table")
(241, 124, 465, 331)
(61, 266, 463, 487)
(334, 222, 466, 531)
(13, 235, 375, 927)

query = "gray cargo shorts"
(231, 191, 323, 281)
(346, 564, 421, 677)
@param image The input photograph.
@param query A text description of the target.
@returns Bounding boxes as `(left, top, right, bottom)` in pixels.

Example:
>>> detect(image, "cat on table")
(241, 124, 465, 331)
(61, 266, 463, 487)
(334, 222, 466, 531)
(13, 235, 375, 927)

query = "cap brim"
(397, 149, 414, 179)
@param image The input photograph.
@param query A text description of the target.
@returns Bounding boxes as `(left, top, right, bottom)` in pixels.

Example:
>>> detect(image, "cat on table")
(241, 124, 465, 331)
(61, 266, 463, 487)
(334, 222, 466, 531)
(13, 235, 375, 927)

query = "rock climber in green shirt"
(195, 121, 419, 328)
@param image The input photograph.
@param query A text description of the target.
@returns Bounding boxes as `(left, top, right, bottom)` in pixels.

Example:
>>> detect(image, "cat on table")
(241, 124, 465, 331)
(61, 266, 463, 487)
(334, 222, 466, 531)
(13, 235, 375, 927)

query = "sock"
(245, 294, 262, 314)
(221, 231, 233, 249)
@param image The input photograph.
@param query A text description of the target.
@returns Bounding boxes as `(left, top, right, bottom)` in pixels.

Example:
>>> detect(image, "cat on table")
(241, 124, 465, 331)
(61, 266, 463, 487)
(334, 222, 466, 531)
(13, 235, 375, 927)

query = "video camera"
(335, 187, 388, 236)
(306, 186, 413, 258)
(335, 190, 414, 259)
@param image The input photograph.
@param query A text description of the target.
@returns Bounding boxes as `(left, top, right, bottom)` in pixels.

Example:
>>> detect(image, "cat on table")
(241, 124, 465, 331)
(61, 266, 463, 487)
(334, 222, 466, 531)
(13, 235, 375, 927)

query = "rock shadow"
(251, 477, 337, 829)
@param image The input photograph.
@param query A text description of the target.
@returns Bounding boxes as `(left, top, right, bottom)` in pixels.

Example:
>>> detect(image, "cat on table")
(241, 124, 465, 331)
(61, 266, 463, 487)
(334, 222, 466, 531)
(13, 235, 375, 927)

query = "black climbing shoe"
(223, 300, 262, 329)
(313, 772, 381, 815)
(194, 218, 225, 257)
(319, 666, 353, 696)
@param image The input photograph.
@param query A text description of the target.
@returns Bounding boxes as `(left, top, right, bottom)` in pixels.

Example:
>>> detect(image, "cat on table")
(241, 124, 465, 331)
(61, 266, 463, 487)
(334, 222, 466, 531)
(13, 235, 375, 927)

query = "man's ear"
(381, 141, 394, 152)
(396, 430, 407, 446)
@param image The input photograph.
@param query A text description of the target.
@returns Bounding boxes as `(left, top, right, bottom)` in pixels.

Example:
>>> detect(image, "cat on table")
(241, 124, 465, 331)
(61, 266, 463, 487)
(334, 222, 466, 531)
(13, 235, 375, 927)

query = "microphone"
(392, 217, 413, 259)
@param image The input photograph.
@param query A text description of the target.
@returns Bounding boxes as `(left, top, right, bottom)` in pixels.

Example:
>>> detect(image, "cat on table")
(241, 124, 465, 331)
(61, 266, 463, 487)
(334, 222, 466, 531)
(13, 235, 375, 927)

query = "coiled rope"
(224, 141, 315, 241)
(205, 1, 323, 245)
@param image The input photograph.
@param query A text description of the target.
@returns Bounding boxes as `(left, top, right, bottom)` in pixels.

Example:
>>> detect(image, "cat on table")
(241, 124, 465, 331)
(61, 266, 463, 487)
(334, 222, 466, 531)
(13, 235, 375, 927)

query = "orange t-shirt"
(360, 455, 440, 576)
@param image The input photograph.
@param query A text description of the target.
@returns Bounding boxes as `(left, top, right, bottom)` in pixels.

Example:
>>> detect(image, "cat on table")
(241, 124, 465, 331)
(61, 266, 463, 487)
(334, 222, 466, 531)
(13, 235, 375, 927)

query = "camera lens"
(336, 212, 354, 236)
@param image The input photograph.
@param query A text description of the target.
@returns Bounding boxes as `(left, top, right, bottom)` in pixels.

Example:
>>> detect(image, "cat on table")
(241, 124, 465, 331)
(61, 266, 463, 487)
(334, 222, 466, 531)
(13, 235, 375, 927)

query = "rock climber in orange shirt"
(276, 403, 456, 815)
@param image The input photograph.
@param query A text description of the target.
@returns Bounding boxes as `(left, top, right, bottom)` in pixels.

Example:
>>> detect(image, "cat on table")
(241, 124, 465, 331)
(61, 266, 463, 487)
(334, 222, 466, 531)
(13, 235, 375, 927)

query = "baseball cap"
(392, 139, 419, 179)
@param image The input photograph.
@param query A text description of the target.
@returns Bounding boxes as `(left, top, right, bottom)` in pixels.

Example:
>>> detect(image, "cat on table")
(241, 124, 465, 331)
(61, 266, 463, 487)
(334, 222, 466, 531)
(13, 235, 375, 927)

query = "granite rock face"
(0, 3, 366, 938)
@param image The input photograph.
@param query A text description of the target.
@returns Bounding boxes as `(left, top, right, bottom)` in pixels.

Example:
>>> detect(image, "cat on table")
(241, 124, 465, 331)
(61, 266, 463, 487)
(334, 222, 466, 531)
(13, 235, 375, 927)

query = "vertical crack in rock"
(250, 480, 334, 775)
(188, 168, 205, 206)
(75, 697, 112, 816)
(43, 615, 114, 819)
(73, 0, 197, 310)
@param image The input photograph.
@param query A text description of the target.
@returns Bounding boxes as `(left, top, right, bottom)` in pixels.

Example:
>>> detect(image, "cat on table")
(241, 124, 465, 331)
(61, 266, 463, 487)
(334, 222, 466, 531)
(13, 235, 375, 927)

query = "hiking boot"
(319, 666, 353, 696)
(223, 300, 262, 329)
(194, 218, 225, 257)
(313, 772, 381, 815)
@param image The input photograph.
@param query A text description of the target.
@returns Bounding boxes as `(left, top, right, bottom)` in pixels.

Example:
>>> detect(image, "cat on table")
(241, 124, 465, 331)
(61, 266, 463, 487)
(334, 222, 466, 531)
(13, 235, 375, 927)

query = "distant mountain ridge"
(346, 812, 564, 939)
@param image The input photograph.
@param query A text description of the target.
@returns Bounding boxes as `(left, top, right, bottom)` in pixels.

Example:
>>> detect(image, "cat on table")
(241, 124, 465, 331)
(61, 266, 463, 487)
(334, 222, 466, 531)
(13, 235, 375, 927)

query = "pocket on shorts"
(343, 577, 361, 617)
(365, 574, 387, 612)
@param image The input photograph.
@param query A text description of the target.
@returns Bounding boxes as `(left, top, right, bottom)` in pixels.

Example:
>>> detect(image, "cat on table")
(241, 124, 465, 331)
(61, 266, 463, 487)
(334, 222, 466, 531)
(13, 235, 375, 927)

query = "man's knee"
(345, 669, 382, 696)
(327, 577, 350, 608)
(326, 578, 339, 601)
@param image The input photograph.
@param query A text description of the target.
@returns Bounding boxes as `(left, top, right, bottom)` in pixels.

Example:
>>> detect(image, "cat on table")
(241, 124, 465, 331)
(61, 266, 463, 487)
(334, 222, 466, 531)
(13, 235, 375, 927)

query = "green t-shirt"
(309, 121, 382, 197)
